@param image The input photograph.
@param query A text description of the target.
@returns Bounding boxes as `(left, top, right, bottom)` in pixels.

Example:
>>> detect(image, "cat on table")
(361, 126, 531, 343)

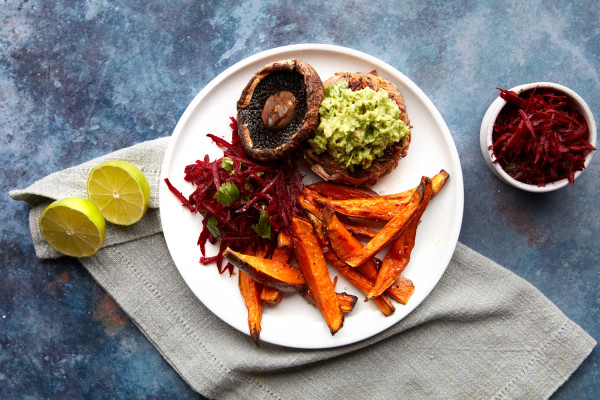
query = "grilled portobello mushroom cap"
(237, 59, 325, 161)
(303, 72, 412, 187)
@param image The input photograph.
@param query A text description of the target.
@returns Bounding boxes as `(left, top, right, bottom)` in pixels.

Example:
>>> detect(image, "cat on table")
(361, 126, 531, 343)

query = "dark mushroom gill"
(238, 71, 308, 150)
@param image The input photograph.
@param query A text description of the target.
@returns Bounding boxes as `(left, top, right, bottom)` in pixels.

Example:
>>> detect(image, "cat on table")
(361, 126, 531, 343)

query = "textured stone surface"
(2, 1, 598, 398)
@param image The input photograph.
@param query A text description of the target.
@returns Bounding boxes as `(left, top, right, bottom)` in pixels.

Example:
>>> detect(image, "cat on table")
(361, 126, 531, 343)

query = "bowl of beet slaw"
(480, 82, 596, 192)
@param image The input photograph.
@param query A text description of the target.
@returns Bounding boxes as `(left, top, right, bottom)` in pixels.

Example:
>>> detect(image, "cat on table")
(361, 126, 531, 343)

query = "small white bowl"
(480, 82, 597, 192)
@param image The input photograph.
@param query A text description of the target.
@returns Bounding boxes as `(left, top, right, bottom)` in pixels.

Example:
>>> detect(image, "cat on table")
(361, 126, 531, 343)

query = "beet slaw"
(491, 87, 595, 186)
(164, 118, 304, 275)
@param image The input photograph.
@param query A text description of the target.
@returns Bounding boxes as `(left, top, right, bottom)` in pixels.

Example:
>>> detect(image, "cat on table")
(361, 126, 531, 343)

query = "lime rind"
(39, 197, 106, 257)
(86, 160, 150, 226)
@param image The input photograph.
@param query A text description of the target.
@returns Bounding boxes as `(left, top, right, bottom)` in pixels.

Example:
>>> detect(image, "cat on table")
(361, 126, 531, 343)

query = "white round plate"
(159, 44, 464, 349)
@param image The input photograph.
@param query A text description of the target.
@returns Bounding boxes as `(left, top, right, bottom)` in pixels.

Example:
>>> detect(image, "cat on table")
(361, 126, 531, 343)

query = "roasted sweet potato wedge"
(298, 187, 324, 218)
(336, 292, 358, 313)
(259, 281, 285, 307)
(260, 286, 282, 306)
(306, 289, 358, 313)
(291, 216, 344, 335)
(322, 207, 381, 277)
(316, 194, 412, 221)
(299, 187, 379, 238)
(340, 219, 379, 239)
(387, 275, 415, 305)
(307, 182, 379, 199)
(343, 179, 427, 268)
(270, 245, 293, 266)
(431, 169, 449, 197)
(307, 212, 395, 316)
(224, 248, 307, 292)
(367, 178, 433, 299)
(349, 255, 414, 305)
(276, 228, 294, 249)
(320, 208, 408, 307)
(323, 206, 367, 262)
(314, 170, 448, 221)
(238, 270, 263, 346)
(260, 230, 294, 305)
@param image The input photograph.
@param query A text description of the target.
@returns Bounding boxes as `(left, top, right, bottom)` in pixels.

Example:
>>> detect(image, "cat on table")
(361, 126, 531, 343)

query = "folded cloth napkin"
(10, 138, 596, 400)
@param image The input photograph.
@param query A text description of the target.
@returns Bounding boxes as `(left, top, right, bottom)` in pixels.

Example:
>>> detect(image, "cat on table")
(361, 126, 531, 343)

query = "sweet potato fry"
(307, 212, 395, 316)
(276, 228, 294, 249)
(322, 207, 384, 279)
(336, 292, 358, 313)
(291, 216, 344, 335)
(238, 270, 263, 346)
(224, 248, 307, 292)
(387, 275, 415, 305)
(260, 286, 282, 306)
(320, 208, 409, 306)
(299, 187, 378, 238)
(298, 187, 324, 218)
(316, 194, 412, 221)
(272, 231, 293, 263)
(350, 255, 414, 304)
(431, 169, 449, 197)
(314, 170, 448, 221)
(343, 179, 427, 268)
(340, 219, 378, 239)
(367, 178, 433, 299)
(323, 206, 369, 263)
(306, 289, 358, 313)
(307, 182, 379, 199)
(260, 230, 293, 305)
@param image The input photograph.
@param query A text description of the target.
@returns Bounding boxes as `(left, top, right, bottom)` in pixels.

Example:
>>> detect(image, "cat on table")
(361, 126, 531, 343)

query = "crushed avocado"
(308, 81, 411, 170)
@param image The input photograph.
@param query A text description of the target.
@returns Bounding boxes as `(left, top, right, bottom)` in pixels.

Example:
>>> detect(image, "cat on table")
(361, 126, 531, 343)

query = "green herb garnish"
(251, 206, 272, 240)
(215, 182, 240, 206)
(221, 157, 234, 173)
(206, 216, 221, 238)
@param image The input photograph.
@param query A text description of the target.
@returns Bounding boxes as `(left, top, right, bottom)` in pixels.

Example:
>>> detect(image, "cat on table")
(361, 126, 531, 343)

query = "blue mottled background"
(1, 0, 598, 398)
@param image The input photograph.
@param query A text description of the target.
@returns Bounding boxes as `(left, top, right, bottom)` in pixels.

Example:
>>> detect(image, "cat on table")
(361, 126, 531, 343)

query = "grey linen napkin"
(10, 137, 596, 400)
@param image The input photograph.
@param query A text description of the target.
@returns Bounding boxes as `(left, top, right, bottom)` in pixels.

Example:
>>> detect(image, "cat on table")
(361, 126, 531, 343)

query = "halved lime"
(39, 197, 106, 257)
(87, 160, 150, 226)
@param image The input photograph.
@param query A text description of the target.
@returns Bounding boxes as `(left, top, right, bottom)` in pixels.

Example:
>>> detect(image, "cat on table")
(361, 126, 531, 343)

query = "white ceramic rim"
(480, 82, 597, 192)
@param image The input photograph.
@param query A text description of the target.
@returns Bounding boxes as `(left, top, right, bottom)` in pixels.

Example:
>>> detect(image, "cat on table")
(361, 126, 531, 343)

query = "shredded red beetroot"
(491, 87, 595, 186)
(165, 117, 304, 275)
